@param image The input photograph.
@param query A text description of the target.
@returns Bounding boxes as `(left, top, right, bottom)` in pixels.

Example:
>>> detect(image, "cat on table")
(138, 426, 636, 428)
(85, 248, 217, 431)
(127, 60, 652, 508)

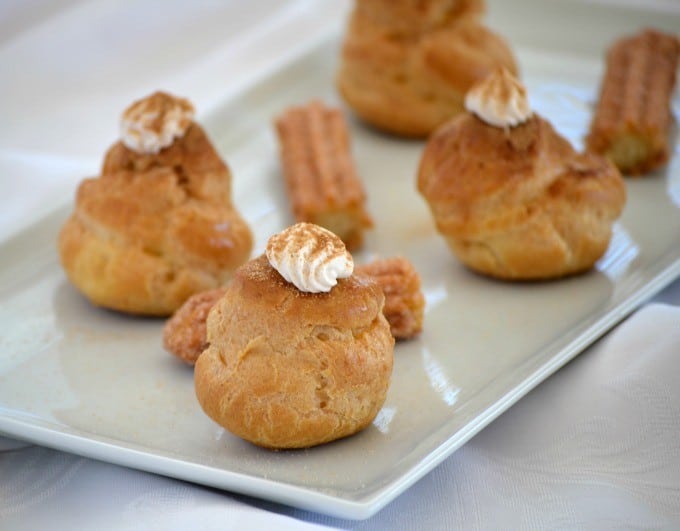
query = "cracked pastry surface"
(418, 71, 626, 280)
(58, 92, 253, 315)
(337, 0, 517, 137)
(193, 254, 394, 449)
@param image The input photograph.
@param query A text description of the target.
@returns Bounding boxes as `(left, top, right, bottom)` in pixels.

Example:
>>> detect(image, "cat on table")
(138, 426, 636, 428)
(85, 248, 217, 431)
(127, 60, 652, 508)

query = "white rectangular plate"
(1, 0, 679, 520)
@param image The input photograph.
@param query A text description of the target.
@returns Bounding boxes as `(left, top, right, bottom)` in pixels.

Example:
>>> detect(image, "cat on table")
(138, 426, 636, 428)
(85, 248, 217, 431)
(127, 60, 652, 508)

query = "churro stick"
(356, 257, 425, 340)
(586, 29, 680, 175)
(162, 287, 226, 365)
(275, 100, 373, 249)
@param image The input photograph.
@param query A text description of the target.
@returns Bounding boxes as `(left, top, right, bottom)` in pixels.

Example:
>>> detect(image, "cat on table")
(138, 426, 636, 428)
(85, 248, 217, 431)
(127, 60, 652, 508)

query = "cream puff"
(418, 68, 626, 280)
(58, 91, 253, 315)
(194, 223, 394, 449)
(337, 0, 518, 137)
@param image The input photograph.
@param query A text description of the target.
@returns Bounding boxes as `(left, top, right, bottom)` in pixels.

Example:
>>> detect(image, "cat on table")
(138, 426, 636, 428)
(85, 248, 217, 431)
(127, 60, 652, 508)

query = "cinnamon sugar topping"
(464, 67, 532, 128)
(120, 91, 195, 154)
(266, 223, 353, 293)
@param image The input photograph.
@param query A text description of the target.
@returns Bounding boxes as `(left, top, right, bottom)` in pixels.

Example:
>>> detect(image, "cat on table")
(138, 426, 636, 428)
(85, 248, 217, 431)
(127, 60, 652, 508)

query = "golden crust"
(348, 0, 486, 38)
(336, 0, 517, 137)
(194, 255, 394, 449)
(103, 123, 233, 201)
(418, 113, 626, 280)
(274, 101, 373, 249)
(586, 29, 680, 175)
(356, 257, 425, 339)
(58, 123, 253, 316)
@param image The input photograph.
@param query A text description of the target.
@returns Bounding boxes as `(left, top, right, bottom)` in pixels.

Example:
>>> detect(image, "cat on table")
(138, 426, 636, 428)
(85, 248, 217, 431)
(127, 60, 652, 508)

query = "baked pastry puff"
(418, 68, 626, 280)
(194, 223, 394, 449)
(337, 0, 518, 137)
(58, 92, 253, 315)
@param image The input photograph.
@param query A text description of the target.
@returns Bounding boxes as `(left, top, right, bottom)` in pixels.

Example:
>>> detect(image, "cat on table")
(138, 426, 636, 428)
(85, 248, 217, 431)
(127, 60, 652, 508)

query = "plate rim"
(2, 0, 680, 520)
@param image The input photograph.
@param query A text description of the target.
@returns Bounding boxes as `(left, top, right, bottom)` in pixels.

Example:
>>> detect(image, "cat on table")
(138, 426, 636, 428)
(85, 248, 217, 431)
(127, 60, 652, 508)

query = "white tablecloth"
(1, 1, 679, 529)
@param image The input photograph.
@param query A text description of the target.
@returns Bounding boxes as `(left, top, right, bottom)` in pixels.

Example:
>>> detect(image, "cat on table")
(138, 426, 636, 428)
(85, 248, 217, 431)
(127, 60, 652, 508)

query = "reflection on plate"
(1, 0, 679, 520)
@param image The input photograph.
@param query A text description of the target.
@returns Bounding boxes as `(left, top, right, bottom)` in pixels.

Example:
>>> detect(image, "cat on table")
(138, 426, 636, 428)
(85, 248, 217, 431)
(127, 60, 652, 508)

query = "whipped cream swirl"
(464, 68, 532, 128)
(120, 91, 195, 154)
(266, 223, 354, 293)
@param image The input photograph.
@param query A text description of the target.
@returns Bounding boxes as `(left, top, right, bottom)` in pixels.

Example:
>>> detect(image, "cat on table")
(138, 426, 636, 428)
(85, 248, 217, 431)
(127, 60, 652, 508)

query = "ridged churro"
(162, 287, 226, 364)
(356, 257, 425, 340)
(586, 29, 680, 175)
(274, 100, 373, 249)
